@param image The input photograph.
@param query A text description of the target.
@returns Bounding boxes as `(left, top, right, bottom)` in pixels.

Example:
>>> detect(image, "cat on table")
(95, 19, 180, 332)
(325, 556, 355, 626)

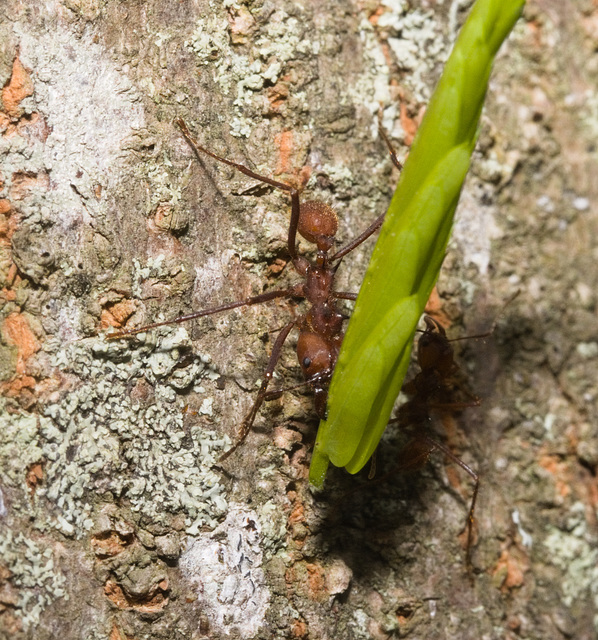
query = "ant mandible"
(108, 118, 402, 462)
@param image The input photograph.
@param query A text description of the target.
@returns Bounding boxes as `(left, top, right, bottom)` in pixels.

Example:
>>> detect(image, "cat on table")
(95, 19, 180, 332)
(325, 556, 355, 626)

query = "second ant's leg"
(332, 292, 358, 301)
(426, 399, 481, 411)
(423, 435, 479, 574)
(219, 320, 296, 462)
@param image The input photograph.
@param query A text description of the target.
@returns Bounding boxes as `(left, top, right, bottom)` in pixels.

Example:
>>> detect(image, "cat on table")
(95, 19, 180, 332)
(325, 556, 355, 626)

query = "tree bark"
(1, 0, 597, 638)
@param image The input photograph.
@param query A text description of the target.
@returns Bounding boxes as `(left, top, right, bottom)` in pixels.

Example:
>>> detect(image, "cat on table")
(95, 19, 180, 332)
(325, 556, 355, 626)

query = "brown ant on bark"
(386, 315, 493, 571)
(108, 118, 402, 462)
(347, 315, 489, 571)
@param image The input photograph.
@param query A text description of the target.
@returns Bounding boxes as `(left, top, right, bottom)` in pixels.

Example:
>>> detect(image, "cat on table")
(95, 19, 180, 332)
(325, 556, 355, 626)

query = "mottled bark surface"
(0, 0, 597, 638)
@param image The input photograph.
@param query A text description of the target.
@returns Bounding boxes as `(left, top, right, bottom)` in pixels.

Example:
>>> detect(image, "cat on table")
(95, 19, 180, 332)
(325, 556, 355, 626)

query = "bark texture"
(1, 0, 597, 639)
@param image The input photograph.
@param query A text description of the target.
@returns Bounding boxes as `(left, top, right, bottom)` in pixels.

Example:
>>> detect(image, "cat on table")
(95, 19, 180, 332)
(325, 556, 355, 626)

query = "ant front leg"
(219, 320, 296, 462)
(331, 127, 403, 261)
(378, 126, 404, 171)
(176, 118, 302, 261)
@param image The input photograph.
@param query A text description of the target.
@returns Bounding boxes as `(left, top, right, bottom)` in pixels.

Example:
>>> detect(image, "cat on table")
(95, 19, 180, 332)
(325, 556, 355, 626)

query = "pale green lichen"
(1, 328, 230, 544)
(144, 151, 186, 212)
(45, 332, 229, 534)
(352, 1, 453, 142)
(257, 500, 287, 555)
(350, 608, 372, 639)
(543, 502, 598, 626)
(131, 255, 180, 299)
(0, 403, 45, 482)
(0, 531, 68, 630)
(185, 8, 317, 138)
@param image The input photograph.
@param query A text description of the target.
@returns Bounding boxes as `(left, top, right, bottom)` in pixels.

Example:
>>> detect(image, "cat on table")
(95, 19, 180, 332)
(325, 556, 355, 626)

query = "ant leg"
(219, 320, 296, 462)
(107, 288, 298, 339)
(176, 118, 301, 260)
(263, 379, 312, 401)
(423, 435, 479, 574)
(332, 292, 358, 301)
(331, 129, 403, 261)
(426, 398, 481, 411)
(378, 126, 404, 171)
(263, 369, 333, 401)
(367, 449, 378, 480)
(331, 213, 385, 261)
(447, 331, 493, 344)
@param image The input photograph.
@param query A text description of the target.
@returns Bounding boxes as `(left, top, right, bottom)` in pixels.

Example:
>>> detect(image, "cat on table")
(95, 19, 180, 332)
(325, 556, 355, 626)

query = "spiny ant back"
(297, 200, 338, 251)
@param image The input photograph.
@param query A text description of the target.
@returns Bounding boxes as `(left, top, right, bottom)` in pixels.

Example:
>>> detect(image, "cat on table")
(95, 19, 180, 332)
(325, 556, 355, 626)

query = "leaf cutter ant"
(388, 315, 493, 571)
(108, 119, 403, 462)
(348, 315, 490, 571)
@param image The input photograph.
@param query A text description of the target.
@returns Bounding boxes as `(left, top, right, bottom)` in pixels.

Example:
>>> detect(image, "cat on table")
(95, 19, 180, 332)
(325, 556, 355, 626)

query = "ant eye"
(303, 357, 311, 368)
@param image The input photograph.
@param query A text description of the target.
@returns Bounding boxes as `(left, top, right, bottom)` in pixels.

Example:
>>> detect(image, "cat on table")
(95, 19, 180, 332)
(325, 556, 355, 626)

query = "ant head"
(418, 316, 453, 373)
(298, 200, 338, 252)
(296, 330, 334, 379)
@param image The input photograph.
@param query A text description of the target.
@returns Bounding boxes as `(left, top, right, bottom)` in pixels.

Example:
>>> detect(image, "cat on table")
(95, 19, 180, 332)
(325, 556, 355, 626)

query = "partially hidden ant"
(387, 315, 492, 571)
(108, 118, 402, 462)
(326, 313, 491, 574)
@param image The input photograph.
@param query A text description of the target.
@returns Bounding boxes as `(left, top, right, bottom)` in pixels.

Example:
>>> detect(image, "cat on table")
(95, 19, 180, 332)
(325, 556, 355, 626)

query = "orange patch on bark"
(538, 453, 571, 498)
(2, 312, 40, 374)
(274, 130, 295, 175)
(0, 111, 9, 134)
(92, 530, 134, 558)
(10, 171, 50, 201)
(368, 6, 385, 26)
(291, 619, 308, 639)
(267, 82, 289, 111)
(491, 547, 528, 592)
(1, 263, 20, 303)
(104, 578, 169, 612)
(305, 562, 327, 601)
(0, 199, 18, 248)
(288, 500, 304, 526)
(101, 299, 138, 329)
(2, 56, 34, 119)
(1, 374, 36, 399)
(400, 102, 422, 146)
(5, 263, 18, 287)
(25, 462, 44, 495)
